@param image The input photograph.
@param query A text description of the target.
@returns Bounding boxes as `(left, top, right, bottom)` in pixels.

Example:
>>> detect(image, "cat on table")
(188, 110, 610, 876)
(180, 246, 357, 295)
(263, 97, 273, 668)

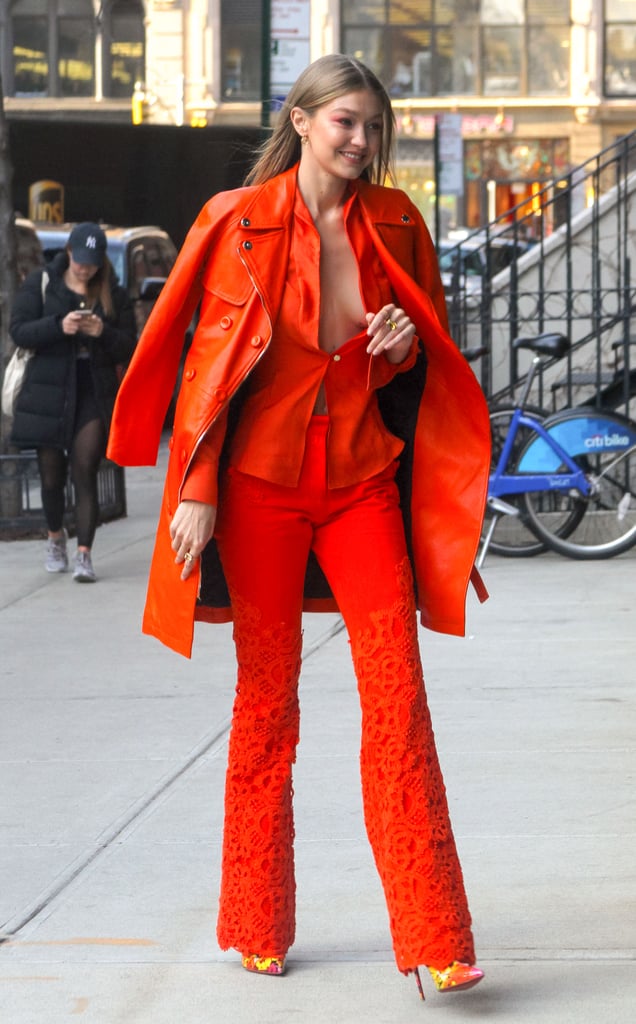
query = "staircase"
(444, 131, 636, 416)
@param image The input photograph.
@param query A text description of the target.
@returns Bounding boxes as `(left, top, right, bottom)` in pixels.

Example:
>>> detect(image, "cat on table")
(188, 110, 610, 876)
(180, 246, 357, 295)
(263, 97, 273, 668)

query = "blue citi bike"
(478, 332, 636, 565)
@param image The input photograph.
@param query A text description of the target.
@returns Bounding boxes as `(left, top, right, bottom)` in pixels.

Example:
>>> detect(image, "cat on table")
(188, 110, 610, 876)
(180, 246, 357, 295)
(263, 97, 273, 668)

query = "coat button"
(168, 435, 174, 450)
(250, 335, 263, 348)
(180, 449, 187, 462)
(241, 217, 250, 227)
(213, 387, 227, 401)
(219, 316, 232, 330)
(243, 240, 253, 250)
(185, 368, 196, 381)
(333, 353, 341, 362)
(401, 213, 410, 222)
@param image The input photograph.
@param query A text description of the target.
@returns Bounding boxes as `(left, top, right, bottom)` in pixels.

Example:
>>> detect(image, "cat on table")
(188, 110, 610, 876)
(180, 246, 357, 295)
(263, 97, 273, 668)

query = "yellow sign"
(29, 180, 65, 223)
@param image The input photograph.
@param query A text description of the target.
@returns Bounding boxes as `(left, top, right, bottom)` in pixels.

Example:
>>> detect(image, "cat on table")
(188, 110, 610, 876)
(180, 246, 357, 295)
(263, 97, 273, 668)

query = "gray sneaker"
(45, 530, 68, 573)
(73, 550, 96, 583)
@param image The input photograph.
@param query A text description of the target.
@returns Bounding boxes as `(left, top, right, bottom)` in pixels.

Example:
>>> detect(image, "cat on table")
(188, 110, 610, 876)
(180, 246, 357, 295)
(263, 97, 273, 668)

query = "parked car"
(15, 215, 44, 281)
(438, 231, 533, 304)
(35, 223, 178, 337)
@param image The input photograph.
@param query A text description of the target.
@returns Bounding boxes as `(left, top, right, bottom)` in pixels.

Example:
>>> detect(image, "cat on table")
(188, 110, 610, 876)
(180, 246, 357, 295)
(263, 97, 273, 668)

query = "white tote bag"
(1, 270, 48, 418)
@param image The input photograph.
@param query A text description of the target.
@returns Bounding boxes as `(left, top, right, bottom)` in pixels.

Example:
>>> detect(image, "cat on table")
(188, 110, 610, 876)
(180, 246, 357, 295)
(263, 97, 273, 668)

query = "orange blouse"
(182, 186, 417, 505)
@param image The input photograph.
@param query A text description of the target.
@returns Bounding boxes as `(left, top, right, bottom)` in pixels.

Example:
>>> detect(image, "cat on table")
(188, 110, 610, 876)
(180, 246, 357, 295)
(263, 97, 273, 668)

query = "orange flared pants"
(214, 418, 476, 972)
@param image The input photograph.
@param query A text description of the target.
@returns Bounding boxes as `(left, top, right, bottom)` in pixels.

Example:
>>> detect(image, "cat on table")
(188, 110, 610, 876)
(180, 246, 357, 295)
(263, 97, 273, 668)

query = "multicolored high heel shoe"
(408, 961, 484, 1001)
(241, 953, 286, 976)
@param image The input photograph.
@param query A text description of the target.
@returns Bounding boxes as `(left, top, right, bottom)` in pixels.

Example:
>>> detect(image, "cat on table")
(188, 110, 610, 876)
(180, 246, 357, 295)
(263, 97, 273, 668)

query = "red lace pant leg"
(214, 468, 311, 958)
(312, 474, 476, 973)
(349, 561, 475, 972)
(215, 599, 302, 957)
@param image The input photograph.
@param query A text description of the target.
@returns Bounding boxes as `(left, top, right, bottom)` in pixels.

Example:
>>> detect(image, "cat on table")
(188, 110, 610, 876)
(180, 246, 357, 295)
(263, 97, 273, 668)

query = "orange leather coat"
(107, 166, 490, 657)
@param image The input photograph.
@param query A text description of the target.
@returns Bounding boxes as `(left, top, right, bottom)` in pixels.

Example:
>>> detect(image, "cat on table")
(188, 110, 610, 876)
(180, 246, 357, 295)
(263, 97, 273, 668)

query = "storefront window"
(605, 1, 636, 96)
(221, 0, 262, 101)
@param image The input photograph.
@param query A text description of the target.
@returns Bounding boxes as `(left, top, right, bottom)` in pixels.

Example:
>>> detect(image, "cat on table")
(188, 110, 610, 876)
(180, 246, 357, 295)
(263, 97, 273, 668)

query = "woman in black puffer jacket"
(10, 223, 136, 581)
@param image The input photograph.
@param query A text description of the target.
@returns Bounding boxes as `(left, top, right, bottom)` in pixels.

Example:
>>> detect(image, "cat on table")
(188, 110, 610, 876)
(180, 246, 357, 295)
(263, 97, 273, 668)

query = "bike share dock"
(0, 442, 634, 1023)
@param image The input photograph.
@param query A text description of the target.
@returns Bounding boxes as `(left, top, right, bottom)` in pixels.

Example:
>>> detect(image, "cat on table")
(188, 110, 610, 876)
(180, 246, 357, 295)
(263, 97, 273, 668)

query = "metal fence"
(443, 130, 636, 416)
(0, 454, 126, 538)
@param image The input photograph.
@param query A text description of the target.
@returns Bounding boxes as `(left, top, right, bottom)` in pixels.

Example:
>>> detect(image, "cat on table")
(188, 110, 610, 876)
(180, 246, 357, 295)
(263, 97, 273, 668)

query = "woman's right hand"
(169, 500, 217, 581)
(62, 311, 90, 335)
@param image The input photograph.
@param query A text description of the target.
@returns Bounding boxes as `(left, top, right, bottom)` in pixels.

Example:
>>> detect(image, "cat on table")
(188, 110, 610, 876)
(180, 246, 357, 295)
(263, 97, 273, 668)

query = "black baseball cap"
(67, 223, 107, 267)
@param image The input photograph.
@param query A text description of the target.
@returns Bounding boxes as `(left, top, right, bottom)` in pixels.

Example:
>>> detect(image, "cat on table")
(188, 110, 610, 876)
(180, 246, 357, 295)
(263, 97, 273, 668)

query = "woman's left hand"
(77, 313, 104, 338)
(365, 305, 416, 364)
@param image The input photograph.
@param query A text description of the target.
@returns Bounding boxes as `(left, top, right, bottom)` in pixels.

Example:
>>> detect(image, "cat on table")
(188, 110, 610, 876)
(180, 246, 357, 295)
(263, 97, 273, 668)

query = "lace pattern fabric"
(350, 558, 475, 972)
(216, 597, 302, 957)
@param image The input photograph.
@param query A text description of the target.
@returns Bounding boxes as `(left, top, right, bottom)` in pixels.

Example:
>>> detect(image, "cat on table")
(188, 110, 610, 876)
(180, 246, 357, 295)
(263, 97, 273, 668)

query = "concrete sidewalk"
(1, 442, 634, 1023)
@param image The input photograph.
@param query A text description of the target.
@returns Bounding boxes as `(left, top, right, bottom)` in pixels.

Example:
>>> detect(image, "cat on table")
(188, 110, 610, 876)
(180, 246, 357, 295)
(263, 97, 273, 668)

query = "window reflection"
(12, 16, 48, 96)
(8, 0, 144, 100)
(605, 24, 636, 96)
(59, 18, 94, 97)
(342, 1, 571, 98)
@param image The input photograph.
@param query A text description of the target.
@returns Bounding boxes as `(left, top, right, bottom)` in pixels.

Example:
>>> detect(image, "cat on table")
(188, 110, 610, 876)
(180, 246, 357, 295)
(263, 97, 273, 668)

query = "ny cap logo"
(86, 235, 97, 249)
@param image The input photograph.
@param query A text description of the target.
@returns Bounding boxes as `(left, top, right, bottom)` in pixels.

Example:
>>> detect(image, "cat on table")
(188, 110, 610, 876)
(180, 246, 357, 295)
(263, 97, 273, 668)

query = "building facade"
(1, 1, 635, 231)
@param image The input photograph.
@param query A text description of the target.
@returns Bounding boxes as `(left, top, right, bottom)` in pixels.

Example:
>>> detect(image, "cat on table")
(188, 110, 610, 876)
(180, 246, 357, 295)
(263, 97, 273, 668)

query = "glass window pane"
(388, 29, 432, 97)
(109, 1, 145, 98)
(529, 25, 569, 94)
(527, 0, 570, 23)
(389, 1, 432, 22)
(481, 0, 523, 25)
(12, 0, 46, 12)
(482, 27, 523, 94)
(58, 0, 93, 13)
(221, 0, 261, 101)
(605, 24, 636, 95)
(435, 0, 480, 26)
(606, 1, 636, 18)
(342, 1, 386, 24)
(437, 26, 479, 94)
(343, 28, 384, 78)
(12, 16, 48, 96)
(221, 28, 262, 100)
(58, 18, 94, 97)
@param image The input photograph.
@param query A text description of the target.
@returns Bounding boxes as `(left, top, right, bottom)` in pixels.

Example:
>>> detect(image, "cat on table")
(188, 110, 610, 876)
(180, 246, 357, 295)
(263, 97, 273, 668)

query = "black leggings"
(37, 366, 107, 547)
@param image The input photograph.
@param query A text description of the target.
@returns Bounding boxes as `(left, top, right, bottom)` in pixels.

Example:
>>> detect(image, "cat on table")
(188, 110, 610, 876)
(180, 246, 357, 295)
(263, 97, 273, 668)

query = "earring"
(301, 135, 309, 146)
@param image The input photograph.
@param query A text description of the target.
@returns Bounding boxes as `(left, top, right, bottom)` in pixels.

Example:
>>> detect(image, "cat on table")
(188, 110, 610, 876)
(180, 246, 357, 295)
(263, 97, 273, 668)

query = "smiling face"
(291, 89, 384, 183)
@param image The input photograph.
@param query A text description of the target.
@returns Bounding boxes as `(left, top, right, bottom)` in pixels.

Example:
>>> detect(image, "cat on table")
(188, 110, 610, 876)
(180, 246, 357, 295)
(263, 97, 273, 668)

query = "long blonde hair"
(245, 54, 396, 187)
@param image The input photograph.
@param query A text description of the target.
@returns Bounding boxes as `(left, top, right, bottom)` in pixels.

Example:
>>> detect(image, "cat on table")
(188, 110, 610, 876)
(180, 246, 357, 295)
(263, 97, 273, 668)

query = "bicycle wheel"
(483, 406, 550, 557)
(522, 444, 636, 559)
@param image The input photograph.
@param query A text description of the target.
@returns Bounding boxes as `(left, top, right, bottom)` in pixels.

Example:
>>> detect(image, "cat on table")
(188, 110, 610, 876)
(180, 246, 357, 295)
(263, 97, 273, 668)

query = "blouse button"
(250, 335, 263, 348)
(180, 449, 187, 463)
(219, 316, 232, 330)
(333, 354, 341, 362)
(241, 217, 250, 227)
(184, 368, 196, 381)
(243, 240, 253, 250)
(401, 213, 410, 222)
(213, 387, 228, 401)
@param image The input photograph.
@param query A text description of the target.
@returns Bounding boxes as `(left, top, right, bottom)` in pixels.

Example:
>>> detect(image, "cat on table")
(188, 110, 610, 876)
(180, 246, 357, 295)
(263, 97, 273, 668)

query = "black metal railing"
(442, 130, 636, 416)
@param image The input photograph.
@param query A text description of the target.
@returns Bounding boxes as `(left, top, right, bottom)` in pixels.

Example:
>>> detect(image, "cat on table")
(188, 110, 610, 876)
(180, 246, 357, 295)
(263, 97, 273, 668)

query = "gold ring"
(385, 317, 398, 331)
(184, 551, 194, 565)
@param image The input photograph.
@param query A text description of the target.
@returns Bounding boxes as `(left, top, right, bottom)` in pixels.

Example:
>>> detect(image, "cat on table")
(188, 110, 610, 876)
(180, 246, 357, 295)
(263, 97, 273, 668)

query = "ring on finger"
(184, 551, 194, 565)
(385, 317, 398, 331)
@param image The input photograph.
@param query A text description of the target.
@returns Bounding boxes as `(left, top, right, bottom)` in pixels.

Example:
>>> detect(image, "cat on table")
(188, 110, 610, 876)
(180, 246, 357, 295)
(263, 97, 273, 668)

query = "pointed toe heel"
(404, 961, 484, 1001)
(429, 961, 484, 993)
(241, 953, 286, 976)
